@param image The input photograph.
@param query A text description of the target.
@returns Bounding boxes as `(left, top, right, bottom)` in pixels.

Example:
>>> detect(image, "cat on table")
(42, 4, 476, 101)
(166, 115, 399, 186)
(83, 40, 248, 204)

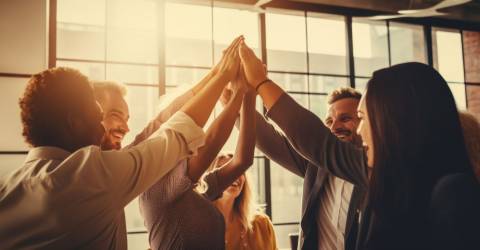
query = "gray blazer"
(255, 93, 368, 250)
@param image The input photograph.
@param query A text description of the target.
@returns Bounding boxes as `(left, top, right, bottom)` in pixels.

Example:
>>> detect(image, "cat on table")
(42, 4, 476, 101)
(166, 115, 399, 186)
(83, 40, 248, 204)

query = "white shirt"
(316, 175, 354, 250)
(0, 111, 205, 250)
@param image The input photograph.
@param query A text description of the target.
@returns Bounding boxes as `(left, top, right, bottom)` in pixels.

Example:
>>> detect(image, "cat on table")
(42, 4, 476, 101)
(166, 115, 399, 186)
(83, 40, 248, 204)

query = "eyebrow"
(108, 109, 129, 119)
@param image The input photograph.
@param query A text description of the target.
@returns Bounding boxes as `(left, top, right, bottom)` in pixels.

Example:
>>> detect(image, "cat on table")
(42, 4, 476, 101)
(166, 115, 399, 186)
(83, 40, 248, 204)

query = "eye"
(340, 116, 351, 123)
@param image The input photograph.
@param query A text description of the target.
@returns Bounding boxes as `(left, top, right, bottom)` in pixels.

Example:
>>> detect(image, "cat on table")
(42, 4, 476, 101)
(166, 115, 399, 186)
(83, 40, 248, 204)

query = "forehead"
(101, 92, 129, 116)
(326, 98, 360, 118)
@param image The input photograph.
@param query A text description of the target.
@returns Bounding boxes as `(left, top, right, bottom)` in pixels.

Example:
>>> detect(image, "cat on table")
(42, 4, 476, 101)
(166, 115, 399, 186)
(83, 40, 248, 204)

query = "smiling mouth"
(110, 130, 125, 140)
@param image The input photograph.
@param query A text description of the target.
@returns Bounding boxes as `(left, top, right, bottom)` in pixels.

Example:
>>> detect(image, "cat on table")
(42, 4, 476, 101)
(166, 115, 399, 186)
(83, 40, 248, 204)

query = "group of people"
(0, 35, 480, 250)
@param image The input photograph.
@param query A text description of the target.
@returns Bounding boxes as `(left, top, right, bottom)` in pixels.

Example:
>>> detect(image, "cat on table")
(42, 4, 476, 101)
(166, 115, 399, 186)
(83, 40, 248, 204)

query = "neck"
(216, 196, 236, 225)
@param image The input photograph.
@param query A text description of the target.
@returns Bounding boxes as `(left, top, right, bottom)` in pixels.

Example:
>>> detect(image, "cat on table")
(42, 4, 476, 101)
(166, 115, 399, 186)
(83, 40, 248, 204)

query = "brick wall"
(463, 31, 480, 121)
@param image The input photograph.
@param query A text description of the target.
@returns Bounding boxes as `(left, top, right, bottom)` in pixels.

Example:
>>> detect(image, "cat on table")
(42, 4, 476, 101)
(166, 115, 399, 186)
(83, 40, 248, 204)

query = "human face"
(356, 95, 374, 168)
(325, 98, 361, 144)
(224, 174, 246, 199)
(99, 92, 130, 150)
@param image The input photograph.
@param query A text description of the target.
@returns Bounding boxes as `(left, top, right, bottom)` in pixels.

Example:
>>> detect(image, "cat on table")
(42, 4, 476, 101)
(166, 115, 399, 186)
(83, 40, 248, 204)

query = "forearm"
(216, 92, 256, 191)
(257, 80, 285, 111)
(267, 93, 368, 186)
(180, 73, 229, 128)
(187, 90, 244, 182)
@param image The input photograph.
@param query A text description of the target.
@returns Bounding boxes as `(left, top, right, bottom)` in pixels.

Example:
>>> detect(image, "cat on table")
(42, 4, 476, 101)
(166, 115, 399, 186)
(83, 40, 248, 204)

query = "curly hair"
(19, 67, 94, 147)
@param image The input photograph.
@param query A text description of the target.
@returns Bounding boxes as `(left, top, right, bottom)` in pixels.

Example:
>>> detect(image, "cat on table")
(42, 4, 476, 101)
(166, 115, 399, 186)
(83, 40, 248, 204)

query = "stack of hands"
(210, 35, 269, 105)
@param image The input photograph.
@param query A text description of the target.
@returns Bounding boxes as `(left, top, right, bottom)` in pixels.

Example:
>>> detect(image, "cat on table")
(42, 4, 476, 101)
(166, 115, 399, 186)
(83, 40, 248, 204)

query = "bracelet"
(255, 78, 271, 92)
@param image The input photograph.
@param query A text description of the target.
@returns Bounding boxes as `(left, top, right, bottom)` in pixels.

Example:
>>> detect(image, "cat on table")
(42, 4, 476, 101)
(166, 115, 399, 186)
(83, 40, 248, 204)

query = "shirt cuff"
(153, 111, 205, 156)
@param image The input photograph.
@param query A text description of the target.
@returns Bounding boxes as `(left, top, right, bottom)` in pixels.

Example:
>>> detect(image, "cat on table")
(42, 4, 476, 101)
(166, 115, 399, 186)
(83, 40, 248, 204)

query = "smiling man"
(93, 81, 131, 150)
(252, 86, 364, 250)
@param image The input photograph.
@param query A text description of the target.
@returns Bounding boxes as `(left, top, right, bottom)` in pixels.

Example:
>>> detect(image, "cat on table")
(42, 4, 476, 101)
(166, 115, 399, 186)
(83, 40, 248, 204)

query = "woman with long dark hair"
(356, 62, 480, 249)
(238, 39, 480, 250)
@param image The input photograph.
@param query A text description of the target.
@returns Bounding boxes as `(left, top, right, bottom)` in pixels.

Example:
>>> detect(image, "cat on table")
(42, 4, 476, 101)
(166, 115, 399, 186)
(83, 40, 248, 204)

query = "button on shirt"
(316, 175, 354, 250)
(0, 112, 205, 250)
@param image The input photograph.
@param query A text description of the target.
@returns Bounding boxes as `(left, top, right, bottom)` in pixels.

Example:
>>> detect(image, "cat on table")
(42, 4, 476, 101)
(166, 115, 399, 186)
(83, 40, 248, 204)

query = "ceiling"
(283, 0, 480, 22)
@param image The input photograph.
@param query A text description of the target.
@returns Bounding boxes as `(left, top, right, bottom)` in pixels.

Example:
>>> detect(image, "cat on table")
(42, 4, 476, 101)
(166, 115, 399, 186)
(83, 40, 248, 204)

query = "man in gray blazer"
(235, 39, 369, 250)
(255, 87, 364, 250)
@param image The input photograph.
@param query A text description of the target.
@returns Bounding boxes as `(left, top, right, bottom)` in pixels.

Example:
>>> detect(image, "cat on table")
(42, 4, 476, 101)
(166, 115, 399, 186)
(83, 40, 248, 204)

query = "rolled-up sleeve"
(99, 111, 205, 206)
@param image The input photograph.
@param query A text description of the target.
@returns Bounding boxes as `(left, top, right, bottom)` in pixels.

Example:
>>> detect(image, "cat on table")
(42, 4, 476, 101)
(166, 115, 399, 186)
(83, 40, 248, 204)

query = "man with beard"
(252, 87, 363, 250)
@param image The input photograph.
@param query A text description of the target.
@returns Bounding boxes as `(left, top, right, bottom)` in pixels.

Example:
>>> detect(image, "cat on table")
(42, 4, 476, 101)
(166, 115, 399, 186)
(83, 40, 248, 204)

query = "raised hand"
(215, 36, 244, 81)
(239, 41, 267, 89)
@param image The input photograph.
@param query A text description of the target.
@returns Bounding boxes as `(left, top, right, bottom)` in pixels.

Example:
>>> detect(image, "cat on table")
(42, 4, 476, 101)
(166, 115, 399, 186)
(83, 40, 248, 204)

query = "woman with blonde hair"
(202, 153, 277, 250)
(459, 111, 480, 179)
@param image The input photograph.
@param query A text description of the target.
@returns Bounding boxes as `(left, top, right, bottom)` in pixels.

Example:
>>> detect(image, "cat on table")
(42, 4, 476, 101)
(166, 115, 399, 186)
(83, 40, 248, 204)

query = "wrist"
(255, 78, 270, 92)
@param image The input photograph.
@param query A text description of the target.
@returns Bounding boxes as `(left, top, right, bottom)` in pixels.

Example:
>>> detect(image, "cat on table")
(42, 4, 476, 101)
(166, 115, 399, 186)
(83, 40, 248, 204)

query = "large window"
(54, 1, 469, 249)
(432, 28, 467, 109)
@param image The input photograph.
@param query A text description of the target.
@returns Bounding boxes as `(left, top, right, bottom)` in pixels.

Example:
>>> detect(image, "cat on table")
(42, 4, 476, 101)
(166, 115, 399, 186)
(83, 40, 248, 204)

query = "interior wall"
(463, 31, 480, 121)
(0, 0, 48, 178)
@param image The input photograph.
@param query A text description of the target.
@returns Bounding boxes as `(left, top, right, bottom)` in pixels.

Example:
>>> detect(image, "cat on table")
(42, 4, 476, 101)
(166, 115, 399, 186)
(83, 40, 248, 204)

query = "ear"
(66, 111, 83, 135)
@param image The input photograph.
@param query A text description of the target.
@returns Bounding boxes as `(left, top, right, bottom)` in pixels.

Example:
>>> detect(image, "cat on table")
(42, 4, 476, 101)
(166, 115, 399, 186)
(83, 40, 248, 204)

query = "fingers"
(224, 35, 244, 59)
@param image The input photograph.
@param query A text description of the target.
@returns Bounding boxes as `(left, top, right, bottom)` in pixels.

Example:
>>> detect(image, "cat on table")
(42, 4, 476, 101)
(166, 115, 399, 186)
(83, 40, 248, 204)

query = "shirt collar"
(25, 146, 71, 163)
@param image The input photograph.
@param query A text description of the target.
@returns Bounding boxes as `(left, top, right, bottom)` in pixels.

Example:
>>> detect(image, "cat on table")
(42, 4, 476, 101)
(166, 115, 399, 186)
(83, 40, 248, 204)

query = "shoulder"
(430, 172, 480, 220)
(432, 173, 480, 201)
(252, 213, 274, 231)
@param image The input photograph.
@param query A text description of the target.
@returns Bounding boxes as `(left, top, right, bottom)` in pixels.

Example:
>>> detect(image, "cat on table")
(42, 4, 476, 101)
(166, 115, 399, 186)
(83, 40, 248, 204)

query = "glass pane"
(125, 198, 144, 230)
(307, 13, 348, 75)
(166, 67, 210, 87)
(57, 23, 105, 61)
(448, 83, 467, 110)
(290, 94, 309, 109)
(106, 64, 158, 85)
(106, 29, 158, 64)
(57, 60, 105, 80)
(107, 0, 157, 31)
(266, 11, 307, 72)
(353, 19, 389, 77)
(432, 28, 465, 83)
(389, 22, 426, 65)
(269, 73, 308, 92)
(106, 0, 159, 64)
(309, 95, 328, 120)
(213, 7, 260, 63)
(127, 232, 149, 250)
(165, 2, 213, 67)
(355, 78, 369, 93)
(249, 157, 266, 205)
(308, 75, 349, 94)
(0, 77, 30, 151)
(0, 154, 27, 180)
(123, 86, 161, 146)
(273, 224, 300, 250)
(270, 159, 303, 223)
(57, 0, 105, 26)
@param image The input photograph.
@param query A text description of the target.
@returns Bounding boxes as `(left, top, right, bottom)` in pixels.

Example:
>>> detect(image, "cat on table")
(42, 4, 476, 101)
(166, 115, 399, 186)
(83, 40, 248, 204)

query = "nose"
(330, 119, 341, 133)
(118, 120, 129, 134)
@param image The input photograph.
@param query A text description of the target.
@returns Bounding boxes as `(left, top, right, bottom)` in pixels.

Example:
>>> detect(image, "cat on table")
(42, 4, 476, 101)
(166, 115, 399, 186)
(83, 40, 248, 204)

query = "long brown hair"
(364, 62, 472, 248)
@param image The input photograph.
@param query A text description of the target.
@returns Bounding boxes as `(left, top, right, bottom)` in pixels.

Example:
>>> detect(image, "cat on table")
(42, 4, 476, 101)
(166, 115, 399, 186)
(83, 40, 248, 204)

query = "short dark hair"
(19, 67, 94, 147)
(327, 87, 362, 105)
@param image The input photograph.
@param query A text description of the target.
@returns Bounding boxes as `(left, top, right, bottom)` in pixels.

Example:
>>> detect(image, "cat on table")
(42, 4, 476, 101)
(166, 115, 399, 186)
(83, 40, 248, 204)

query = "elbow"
(234, 157, 254, 169)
